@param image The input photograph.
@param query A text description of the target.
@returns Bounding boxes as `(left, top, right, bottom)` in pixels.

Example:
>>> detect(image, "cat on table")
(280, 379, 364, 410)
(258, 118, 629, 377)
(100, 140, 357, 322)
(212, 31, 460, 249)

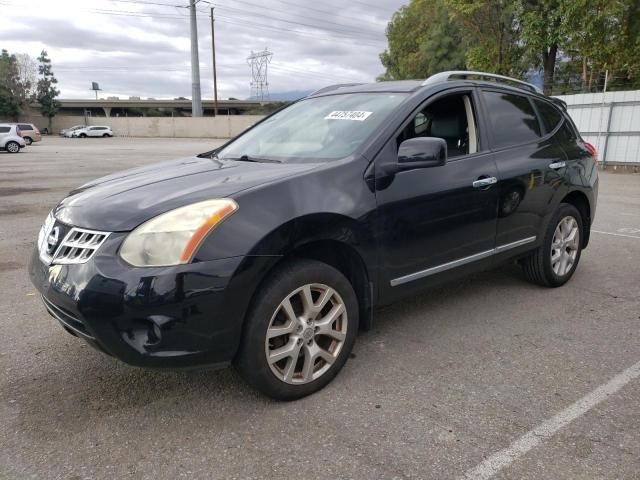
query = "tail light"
(16, 126, 22, 137)
(584, 142, 597, 159)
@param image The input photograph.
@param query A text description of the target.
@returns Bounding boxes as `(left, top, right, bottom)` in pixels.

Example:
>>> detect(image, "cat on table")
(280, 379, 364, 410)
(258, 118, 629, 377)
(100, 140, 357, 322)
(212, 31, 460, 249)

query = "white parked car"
(0, 124, 27, 153)
(61, 125, 85, 137)
(72, 126, 114, 138)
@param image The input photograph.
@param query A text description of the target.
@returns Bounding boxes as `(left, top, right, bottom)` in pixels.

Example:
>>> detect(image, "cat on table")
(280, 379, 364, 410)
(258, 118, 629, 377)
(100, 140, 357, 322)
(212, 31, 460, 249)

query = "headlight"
(119, 199, 238, 267)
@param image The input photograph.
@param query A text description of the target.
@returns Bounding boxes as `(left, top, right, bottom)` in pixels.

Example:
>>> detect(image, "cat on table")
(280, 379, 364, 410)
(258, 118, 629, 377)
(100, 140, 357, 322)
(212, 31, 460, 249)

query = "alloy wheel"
(551, 215, 580, 276)
(265, 283, 348, 385)
(6, 142, 19, 153)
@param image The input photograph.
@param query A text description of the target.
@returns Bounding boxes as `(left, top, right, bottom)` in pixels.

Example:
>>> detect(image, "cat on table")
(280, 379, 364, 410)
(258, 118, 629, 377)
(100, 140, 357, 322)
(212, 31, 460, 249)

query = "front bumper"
(28, 232, 255, 368)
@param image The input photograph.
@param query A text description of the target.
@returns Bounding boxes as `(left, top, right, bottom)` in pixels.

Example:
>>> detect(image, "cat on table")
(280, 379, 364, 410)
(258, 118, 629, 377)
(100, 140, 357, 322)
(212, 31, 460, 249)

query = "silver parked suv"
(0, 124, 27, 153)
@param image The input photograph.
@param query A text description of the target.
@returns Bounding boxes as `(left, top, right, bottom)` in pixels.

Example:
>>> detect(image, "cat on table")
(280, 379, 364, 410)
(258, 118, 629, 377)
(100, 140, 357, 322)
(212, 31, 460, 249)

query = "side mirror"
(380, 137, 447, 176)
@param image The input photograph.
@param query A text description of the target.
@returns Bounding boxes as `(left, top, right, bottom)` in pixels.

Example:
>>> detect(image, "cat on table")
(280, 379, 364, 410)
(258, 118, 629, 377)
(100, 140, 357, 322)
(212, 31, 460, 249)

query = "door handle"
(549, 161, 566, 169)
(472, 176, 497, 188)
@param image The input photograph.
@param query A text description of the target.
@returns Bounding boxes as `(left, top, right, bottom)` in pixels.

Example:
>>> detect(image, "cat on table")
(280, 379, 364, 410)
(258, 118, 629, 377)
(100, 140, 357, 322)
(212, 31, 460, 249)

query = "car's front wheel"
(236, 259, 358, 400)
(5, 141, 20, 153)
(521, 203, 583, 287)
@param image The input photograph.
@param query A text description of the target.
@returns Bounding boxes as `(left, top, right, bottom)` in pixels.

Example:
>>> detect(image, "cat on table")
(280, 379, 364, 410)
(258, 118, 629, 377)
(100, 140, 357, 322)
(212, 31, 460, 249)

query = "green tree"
(563, 0, 640, 91)
(36, 50, 60, 130)
(379, 0, 466, 80)
(517, 0, 571, 94)
(0, 49, 30, 119)
(446, 0, 524, 77)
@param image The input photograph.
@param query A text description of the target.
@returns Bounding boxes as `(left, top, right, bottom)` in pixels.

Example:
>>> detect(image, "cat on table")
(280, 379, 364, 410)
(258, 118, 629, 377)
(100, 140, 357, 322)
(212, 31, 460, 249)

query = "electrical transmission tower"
(247, 49, 273, 100)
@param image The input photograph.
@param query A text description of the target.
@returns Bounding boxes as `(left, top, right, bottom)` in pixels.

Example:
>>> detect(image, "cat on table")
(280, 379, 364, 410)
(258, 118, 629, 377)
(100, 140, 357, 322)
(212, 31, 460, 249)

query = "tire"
(24, 137, 33, 145)
(236, 259, 359, 400)
(79, 133, 87, 138)
(521, 203, 583, 287)
(5, 141, 20, 153)
(102, 133, 111, 137)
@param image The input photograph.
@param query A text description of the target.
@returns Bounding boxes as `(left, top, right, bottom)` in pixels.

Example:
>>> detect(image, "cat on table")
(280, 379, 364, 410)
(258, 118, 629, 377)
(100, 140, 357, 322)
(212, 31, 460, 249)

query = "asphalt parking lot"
(1, 136, 639, 479)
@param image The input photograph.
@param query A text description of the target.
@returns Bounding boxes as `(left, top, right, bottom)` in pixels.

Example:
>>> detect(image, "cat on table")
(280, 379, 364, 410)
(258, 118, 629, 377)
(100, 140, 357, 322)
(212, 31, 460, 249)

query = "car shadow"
(12, 263, 532, 438)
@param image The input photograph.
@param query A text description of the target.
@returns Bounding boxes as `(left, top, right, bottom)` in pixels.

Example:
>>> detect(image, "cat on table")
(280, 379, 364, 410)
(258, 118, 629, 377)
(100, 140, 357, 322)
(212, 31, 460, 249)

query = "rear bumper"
(28, 234, 259, 368)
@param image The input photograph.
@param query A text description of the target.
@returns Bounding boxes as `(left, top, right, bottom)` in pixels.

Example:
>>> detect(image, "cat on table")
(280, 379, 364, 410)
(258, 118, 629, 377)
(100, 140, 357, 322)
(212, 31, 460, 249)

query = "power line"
(196, 6, 382, 41)
(229, 0, 386, 28)
(207, 14, 384, 47)
(0, 0, 385, 46)
(116, 0, 387, 31)
(198, 0, 383, 37)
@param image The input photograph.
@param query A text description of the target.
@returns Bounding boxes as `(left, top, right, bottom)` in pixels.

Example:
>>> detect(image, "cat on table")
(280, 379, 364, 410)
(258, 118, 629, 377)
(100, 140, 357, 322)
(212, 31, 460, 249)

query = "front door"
(374, 89, 500, 302)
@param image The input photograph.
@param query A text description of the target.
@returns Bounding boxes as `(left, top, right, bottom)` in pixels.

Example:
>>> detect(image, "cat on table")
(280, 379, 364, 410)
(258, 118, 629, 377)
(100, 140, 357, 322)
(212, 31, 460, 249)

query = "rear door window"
(0, 127, 10, 133)
(534, 100, 563, 133)
(482, 91, 542, 148)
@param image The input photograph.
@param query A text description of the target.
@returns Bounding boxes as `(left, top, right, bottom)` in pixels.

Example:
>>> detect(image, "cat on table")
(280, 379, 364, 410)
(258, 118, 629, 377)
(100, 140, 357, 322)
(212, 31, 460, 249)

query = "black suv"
(29, 71, 598, 400)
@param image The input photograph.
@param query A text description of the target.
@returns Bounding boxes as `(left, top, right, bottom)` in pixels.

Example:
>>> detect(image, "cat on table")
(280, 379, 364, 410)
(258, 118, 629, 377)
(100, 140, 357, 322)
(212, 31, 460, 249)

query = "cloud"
(0, 0, 406, 99)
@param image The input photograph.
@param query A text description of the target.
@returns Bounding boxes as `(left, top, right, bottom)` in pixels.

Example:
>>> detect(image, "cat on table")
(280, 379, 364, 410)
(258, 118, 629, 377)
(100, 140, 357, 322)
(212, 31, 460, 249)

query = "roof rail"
(422, 71, 542, 94)
(308, 83, 365, 96)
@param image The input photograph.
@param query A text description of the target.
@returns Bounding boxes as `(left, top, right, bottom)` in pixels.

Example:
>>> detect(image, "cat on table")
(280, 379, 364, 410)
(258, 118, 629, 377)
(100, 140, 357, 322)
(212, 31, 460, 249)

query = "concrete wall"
(2, 113, 265, 139)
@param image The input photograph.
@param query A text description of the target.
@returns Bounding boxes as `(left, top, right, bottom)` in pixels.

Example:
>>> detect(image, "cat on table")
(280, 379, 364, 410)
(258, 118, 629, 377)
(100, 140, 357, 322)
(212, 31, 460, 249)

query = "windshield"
(217, 93, 407, 162)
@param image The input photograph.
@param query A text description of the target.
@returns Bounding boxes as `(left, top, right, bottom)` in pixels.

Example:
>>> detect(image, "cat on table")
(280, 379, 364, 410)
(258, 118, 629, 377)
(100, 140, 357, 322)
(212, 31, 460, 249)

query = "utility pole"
(189, 0, 203, 117)
(210, 7, 218, 116)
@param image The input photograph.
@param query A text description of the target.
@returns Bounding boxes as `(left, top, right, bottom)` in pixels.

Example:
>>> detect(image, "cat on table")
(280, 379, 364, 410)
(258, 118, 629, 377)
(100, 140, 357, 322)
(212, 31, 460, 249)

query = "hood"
(55, 156, 318, 231)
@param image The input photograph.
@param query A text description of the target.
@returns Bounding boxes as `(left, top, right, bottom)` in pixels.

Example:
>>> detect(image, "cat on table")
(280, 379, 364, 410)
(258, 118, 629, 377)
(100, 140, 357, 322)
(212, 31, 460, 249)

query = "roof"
(309, 80, 424, 96)
(309, 71, 544, 99)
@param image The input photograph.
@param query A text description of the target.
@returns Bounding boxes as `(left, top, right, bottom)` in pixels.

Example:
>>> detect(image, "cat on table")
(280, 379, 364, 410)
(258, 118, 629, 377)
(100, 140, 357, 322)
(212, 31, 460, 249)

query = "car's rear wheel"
(521, 203, 583, 287)
(102, 133, 111, 137)
(6, 141, 20, 153)
(236, 259, 358, 400)
(79, 133, 87, 138)
(24, 137, 33, 145)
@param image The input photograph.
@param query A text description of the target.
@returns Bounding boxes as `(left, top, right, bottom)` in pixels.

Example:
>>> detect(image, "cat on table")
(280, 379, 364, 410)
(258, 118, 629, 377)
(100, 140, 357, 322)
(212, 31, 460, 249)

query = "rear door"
(479, 89, 567, 249)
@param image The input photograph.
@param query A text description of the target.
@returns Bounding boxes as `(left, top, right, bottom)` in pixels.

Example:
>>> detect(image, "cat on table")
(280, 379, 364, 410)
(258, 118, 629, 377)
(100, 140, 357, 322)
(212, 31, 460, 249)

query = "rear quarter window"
(534, 100, 563, 133)
(18, 124, 33, 131)
(482, 90, 542, 149)
(0, 127, 10, 133)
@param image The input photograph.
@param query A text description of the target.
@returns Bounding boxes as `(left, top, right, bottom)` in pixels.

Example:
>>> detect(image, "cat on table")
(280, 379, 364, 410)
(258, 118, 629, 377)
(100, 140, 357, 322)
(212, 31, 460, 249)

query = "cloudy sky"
(0, 0, 406, 100)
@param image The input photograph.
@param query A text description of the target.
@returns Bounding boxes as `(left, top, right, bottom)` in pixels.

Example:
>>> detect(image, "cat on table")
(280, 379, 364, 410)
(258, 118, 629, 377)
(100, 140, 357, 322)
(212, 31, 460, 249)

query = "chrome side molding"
(390, 236, 537, 287)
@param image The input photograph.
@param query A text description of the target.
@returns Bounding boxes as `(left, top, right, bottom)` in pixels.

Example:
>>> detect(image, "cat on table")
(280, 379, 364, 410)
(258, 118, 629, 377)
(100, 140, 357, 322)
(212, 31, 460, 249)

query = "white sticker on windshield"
(324, 110, 373, 121)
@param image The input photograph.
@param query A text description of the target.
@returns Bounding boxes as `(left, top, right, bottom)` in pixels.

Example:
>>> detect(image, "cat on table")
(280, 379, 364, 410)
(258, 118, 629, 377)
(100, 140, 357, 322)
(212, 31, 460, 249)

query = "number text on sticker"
(324, 111, 373, 122)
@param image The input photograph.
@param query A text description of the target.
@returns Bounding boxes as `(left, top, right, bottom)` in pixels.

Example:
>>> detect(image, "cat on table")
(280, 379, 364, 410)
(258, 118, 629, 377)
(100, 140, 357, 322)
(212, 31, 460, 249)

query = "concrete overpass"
(40, 98, 276, 117)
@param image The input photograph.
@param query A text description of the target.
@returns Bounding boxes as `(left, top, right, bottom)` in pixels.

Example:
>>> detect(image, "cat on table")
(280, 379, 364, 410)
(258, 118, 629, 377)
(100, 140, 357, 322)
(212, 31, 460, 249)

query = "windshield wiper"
(222, 154, 282, 163)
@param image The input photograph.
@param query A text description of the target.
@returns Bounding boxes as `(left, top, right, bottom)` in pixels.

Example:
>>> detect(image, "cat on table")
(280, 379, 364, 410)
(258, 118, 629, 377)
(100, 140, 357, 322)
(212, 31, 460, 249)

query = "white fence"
(556, 90, 640, 166)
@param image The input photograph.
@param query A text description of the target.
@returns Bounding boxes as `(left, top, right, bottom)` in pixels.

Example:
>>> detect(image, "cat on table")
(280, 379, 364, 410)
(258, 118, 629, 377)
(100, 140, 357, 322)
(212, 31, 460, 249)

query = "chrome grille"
(38, 213, 110, 265)
(53, 227, 110, 264)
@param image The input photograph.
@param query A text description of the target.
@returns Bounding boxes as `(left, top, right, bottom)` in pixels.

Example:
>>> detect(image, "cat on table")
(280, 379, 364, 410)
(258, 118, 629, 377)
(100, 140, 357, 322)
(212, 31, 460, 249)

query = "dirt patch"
(0, 261, 23, 273)
(0, 187, 48, 197)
